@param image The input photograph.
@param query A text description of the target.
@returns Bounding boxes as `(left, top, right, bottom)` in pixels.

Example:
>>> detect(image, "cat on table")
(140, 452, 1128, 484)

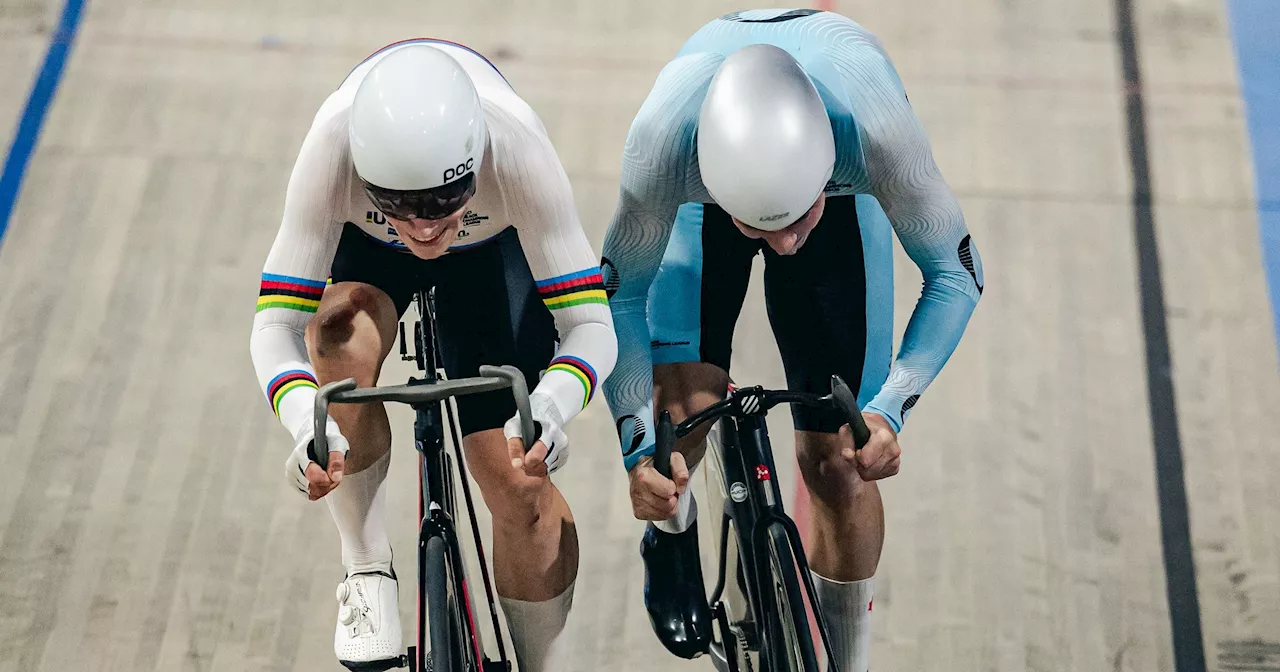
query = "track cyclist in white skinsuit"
(600, 10, 983, 671)
(249, 40, 616, 671)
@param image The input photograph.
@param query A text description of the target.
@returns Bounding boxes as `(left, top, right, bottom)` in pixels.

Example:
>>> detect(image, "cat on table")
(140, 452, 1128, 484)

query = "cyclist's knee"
(305, 282, 398, 384)
(655, 362, 728, 459)
(463, 430, 555, 526)
(795, 430, 871, 506)
(654, 362, 728, 422)
(489, 476, 551, 528)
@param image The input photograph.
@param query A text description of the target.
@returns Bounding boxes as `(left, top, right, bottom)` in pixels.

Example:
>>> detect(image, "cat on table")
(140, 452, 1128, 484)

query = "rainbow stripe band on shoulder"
(546, 355, 597, 408)
(267, 369, 318, 417)
(536, 268, 608, 311)
(258, 273, 326, 313)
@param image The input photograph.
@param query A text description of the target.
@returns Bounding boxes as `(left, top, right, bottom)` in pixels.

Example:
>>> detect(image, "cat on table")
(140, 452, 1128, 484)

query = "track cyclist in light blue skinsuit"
(599, 10, 983, 670)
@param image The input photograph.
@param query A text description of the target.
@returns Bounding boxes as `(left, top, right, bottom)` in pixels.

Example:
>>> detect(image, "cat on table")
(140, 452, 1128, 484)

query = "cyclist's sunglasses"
(362, 172, 476, 222)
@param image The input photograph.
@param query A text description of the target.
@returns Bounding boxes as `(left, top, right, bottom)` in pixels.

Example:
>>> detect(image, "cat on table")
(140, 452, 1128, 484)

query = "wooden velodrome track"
(0, 0, 1277, 670)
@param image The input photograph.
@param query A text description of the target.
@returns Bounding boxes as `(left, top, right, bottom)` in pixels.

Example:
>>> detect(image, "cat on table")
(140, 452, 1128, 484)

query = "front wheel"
(424, 535, 468, 672)
(764, 523, 819, 672)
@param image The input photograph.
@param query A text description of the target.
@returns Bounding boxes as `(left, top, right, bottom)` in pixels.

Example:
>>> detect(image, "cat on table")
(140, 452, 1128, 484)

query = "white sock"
(498, 581, 575, 672)
(326, 450, 393, 575)
(812, 573, 873, 672)
(654, 459, 700, 534)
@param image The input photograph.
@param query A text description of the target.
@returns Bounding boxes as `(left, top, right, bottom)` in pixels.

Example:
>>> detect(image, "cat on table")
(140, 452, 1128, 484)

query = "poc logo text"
(443, 157, 475, 183)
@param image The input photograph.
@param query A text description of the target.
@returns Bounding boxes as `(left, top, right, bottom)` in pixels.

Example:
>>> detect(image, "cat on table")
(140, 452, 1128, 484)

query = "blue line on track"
(1228, 0, 1280, 346)
(0, 0, 88, 252)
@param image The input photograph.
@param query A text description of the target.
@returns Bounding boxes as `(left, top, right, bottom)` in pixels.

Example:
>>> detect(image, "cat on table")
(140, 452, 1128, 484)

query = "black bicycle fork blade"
(779, 518, 840, 672)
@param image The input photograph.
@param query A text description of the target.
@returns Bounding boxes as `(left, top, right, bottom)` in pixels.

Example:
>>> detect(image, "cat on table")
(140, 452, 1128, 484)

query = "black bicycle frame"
(409, 290, 467, 670)
(314, 292, 529, 672)
(656, 379, 870, 672)
(409, 289, 507, 672)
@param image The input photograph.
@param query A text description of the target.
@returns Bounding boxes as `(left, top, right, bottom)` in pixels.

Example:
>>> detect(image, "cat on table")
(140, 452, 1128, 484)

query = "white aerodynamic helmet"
(349, 45, 486, 220)
(697, 44, 835, 231)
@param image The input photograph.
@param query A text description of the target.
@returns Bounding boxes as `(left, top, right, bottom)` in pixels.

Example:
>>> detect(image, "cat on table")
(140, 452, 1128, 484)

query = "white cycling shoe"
(335, 570, 403, 670)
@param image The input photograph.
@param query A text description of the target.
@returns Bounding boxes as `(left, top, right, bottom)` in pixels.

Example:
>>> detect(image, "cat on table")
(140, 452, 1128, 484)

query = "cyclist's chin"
(401, 224, 459, 259)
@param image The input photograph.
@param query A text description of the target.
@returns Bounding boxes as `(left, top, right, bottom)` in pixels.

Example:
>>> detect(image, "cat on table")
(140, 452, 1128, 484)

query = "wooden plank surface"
(0, 0, 1276, 669)
(1137, 0, 1280, 664)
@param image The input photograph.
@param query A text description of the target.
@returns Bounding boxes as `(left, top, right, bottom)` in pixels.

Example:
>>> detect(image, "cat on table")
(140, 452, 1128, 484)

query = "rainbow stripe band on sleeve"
(536, 269, 608, 311)
(546, 356, 597, 408)
(267, 369, 319, 417)
(257, 274, 327, 313)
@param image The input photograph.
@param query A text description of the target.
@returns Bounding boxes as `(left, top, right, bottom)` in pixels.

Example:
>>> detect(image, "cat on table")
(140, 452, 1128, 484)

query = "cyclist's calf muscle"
(305, 281, 400, 474)
(794, 430, 884, 582)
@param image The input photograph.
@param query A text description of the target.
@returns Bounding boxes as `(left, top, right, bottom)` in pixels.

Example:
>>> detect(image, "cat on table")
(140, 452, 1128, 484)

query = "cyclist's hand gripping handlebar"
(651, 375, 872, 479)
(313, 380, 357, 471)
(311, 365, 535, 471)
(654, 410, 677, 480)
(480, 365, 536, 446)
(829, 375, 871, 449)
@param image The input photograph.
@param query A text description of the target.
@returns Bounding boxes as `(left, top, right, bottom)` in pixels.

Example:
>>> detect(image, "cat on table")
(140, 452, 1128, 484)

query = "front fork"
(718, 414, 843, 672)
(404, 290, 507, 672)
(718, 416, 781, 631)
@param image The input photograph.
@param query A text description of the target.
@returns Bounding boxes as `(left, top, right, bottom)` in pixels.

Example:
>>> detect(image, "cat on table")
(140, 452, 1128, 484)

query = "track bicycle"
(315, 288, 528, 672)
(652, 375, 870, 672)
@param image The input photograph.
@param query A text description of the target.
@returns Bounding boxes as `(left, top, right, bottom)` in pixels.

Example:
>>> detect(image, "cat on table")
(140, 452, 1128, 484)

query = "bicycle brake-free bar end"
(654, 410, 675, 479)
(829, 375, 871, 449)
(478, 365, 534, 447)
(313, 378, 358, 468)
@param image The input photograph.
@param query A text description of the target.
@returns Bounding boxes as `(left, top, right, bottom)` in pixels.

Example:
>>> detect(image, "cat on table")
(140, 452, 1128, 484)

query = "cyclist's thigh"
(650, 203, 758, 373)
(650, 202, 757, 417)
(651, 203, 758, 453)
(432, 227, 558, 438)
(308, 224, 419, 377)
(762, 194, 893, 434)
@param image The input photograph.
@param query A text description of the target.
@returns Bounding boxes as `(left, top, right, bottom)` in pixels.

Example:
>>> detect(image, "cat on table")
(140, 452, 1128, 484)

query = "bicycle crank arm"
(708, 601, 741, 672)
(339, 653, 410, 671)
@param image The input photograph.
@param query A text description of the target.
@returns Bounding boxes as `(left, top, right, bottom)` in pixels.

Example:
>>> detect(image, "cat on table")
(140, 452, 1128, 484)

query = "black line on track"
(1113, 0, 1207, 669)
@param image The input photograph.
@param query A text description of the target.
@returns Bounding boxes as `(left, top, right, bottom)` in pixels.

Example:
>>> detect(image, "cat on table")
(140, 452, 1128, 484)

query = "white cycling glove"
(503, 393, 570, 474)
(285, 417, 350, 495)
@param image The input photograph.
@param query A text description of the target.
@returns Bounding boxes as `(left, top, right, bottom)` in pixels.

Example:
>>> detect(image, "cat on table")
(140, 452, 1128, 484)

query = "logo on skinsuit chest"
(365, 212, 407, 249)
